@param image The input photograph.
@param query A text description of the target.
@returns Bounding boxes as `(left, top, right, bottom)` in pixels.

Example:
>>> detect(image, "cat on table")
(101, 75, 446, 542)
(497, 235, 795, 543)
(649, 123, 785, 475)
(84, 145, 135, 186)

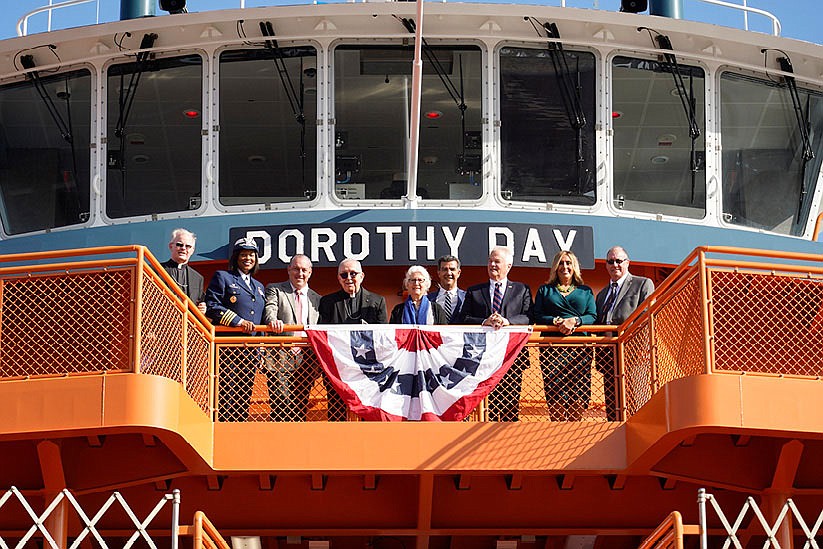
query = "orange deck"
(1, 246, 823, 548)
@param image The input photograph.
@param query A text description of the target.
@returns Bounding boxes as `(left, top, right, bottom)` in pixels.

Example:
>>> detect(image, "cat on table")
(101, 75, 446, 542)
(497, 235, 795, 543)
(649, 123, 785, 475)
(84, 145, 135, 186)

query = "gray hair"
(403, 265, 432, 292)
(170, 228, 196, 244)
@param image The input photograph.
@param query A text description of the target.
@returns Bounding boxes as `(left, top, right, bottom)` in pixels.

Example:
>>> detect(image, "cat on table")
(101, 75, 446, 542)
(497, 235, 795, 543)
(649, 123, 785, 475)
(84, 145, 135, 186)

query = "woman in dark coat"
(390, 265, 448, 325)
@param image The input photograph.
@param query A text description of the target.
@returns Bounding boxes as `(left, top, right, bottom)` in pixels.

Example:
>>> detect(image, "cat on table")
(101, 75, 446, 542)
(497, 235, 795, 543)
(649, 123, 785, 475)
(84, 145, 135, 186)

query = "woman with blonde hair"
(390, 265, 448, 324)
(533, 251, 596, 421)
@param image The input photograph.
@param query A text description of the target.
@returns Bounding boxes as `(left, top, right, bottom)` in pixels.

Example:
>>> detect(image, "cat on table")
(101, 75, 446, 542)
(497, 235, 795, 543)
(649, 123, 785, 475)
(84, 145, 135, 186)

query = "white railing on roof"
(696, 0, 780, 36)
(17, 0, 100, 37)
(15, 0, 781, 38)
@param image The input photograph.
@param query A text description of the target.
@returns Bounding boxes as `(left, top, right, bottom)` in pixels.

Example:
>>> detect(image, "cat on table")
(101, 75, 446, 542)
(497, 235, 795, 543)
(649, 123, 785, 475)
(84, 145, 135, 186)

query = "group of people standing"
(161, 228, 654, 422)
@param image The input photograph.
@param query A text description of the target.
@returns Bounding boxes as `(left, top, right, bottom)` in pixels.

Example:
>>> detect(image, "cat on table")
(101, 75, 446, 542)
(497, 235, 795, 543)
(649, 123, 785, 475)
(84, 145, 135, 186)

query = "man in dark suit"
(263, 254, 321, 422)
(458, 246, 533, 421)
(595, 245, 654, 421)
(161, 228, 205, 313)
(318, 258, 387, 420)
(428, 254, 466, 324)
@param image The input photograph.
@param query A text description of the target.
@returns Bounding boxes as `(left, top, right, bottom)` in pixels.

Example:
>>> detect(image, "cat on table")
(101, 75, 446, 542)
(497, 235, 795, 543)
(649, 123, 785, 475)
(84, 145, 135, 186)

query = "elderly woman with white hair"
(390, 265, 449, 325)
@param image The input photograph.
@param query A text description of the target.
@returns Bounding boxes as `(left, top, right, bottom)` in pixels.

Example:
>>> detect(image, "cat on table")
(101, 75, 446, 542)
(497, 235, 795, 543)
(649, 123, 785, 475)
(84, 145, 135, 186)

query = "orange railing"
(0, 246, 214, 415)
(1, 245, 821, 422)
(186, 511, 232, 549)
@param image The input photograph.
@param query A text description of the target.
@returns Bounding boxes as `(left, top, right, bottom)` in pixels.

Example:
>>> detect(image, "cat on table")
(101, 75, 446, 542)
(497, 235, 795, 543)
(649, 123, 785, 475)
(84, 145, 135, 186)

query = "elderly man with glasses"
(161, 228, 206, 313)
(595, 245, 654, 421)
(317, 257, 387, 420)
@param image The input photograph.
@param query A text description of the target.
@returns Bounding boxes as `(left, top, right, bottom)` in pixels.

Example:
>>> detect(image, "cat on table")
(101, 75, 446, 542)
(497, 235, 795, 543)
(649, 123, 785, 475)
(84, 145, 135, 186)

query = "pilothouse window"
(0, 69, 91, 235)
(106, 55, 202, 219)
(611, 56, 706, 218)
(499, 46, 596, 205)
(333, 45, 483, 200)
(720, 72, 823, 236)
(218, 47, 318, 206)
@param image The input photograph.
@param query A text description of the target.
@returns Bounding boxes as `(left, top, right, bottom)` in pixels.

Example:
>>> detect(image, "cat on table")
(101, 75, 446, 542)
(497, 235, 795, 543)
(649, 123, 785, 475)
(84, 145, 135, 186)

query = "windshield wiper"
(775, 55, 815, 223)
(21, 57, 83, 221)
(643, 30, 702, 202)
(397, 17, 473, 174)
(113, 33, 157, 199)
(539, 21, 588, 194)
(260, 21, 308, 192)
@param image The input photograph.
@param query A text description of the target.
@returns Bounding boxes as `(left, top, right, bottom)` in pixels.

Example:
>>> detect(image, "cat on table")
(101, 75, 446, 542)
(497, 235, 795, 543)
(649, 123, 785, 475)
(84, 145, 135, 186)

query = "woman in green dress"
(533, 251, 596, 421)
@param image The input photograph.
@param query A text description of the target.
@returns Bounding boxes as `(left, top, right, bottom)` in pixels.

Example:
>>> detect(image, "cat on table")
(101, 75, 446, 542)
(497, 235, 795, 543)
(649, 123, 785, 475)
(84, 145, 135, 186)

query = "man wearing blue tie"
(428, 255, 466, 324)
(459, 247, 533, 421)
(595, 246, 654, 421)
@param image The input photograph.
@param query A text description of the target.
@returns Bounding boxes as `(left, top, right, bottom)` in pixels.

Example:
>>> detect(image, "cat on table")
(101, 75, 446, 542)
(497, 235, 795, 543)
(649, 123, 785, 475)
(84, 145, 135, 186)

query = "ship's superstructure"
(1, 1, 823, 548)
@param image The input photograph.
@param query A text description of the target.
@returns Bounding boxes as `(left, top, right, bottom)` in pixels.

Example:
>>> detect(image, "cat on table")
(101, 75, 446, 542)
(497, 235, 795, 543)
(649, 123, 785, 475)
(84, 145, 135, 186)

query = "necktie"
(602, 282, 618, 322)
(444, 291, 453, 321)
(242, 274, 252, 290)
(295, 291, 304, 325)
(492, 282, 503, 314)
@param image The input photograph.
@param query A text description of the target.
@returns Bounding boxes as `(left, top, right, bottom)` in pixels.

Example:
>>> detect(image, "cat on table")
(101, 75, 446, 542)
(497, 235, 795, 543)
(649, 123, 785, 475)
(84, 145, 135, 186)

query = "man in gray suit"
(264, 254, 321, 421)
(595, 246, 654, 421)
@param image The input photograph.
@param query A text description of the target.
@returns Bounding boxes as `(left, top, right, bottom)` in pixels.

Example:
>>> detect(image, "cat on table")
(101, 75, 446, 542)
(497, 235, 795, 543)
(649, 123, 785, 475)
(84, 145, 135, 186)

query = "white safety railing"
(698, 488, 823, 549)
(695, 0, 780, 36)
(17, 0, 101, 37)
(0, 486, 181, 549)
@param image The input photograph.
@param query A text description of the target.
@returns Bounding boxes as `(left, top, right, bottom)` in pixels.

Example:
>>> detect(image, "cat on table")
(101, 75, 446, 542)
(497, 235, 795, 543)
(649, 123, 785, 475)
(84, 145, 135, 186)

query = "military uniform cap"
(233, 237, 259, 254)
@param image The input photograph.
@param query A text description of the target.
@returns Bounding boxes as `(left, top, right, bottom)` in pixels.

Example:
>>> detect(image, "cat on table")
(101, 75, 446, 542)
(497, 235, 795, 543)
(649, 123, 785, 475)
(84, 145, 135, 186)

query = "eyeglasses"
(174, 242, 193, 250)
(339, 271, 360, 279)
(606, 258, 627, 265)
(408, 278, 426, 284)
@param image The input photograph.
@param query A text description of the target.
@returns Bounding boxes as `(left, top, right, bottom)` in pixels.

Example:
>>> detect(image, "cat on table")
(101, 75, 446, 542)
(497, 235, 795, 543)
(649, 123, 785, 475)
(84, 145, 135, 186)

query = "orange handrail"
(190, 511, 231, 549)
(637, 511, 684, 549)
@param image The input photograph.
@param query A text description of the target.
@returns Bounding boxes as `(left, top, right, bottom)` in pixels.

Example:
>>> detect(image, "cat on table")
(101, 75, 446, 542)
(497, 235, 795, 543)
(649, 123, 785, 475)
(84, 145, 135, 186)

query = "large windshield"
(611, 55, 706, 218)
(0, 68, 91, 235)
(333, 45, 483, 201)
(219, 46, 318, 206)
(721, 71, 823, 235)
(106, 54, 203, 219)
(499, 46, 597, 205)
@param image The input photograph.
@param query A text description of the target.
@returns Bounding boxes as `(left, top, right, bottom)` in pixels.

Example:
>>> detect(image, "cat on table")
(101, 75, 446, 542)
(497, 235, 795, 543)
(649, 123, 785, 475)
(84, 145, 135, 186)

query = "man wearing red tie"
(264, 254, 321, 422)
(458, 246, 533, 421)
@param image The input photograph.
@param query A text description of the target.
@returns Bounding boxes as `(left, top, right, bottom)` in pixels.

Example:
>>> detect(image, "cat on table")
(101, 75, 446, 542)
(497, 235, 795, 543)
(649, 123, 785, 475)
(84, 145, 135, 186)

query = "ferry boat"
(1, 0, 822, 547)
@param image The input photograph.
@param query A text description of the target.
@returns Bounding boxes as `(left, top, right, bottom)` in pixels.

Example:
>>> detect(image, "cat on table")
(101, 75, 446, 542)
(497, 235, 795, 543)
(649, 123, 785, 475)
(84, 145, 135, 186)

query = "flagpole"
(405, 0, 424, 207)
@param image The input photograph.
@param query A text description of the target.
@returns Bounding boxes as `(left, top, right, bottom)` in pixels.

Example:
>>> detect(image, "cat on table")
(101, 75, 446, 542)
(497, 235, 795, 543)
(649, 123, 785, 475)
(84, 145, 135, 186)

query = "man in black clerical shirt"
(161, 228, 206, 313)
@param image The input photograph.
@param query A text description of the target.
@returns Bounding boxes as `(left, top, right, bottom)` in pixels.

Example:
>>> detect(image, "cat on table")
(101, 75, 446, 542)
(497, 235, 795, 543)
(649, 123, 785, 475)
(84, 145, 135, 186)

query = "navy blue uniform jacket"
(205, 270, 265, 328)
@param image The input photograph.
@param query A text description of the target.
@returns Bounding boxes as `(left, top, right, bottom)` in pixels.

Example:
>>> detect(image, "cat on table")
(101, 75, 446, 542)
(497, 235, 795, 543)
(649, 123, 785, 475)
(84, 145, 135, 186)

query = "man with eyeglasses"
(318, 258, 387, 420)
(161, 228, 206, 314)
(595, 245, 654, 421)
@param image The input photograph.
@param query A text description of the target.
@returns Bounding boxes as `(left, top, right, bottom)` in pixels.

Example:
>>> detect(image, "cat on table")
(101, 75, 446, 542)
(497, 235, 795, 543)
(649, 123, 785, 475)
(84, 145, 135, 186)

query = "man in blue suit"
(206, 237, 266, 421)
(458, 246, 533, 421)
(428, 255, 466, 324)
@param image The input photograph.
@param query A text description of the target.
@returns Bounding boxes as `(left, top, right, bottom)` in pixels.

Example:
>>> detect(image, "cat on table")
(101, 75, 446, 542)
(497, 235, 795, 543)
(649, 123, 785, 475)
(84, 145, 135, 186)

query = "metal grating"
(711, 270, 823, 377)
(0, 270, 132, 377)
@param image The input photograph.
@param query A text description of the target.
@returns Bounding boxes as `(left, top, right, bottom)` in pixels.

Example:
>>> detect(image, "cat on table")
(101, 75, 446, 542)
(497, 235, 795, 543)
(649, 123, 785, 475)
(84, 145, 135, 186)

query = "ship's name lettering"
(230, 222, 594, 269)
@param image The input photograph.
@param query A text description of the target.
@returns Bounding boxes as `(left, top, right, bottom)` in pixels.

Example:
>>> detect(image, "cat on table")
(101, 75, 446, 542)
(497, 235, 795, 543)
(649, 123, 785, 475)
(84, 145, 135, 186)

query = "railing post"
(697, 250, 713, 374)
(133, 247, 145, 373)
(697, 488, 708, 549)
(615, 342, 626, 421)
(649, 308, 658, 393)
(171, 489, 181, 549)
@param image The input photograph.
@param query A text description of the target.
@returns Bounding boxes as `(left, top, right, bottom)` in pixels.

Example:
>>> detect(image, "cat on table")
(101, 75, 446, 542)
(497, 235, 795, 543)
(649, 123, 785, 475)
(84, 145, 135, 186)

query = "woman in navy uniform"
(206, 237, 266, 421)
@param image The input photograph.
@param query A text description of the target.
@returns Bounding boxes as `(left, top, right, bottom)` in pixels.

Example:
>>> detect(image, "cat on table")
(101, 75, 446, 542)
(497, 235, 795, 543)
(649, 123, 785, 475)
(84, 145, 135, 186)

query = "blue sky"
(3, 0, 821, 44)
